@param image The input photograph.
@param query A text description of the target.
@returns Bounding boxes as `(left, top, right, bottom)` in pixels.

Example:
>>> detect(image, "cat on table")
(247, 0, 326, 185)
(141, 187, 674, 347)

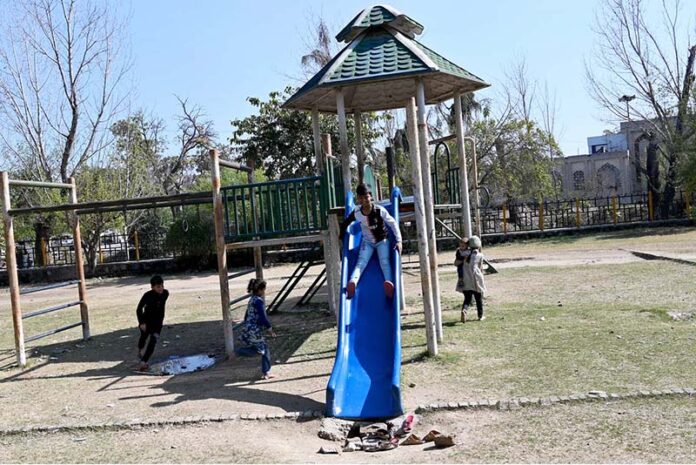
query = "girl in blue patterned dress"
(236, 279, 277, 379)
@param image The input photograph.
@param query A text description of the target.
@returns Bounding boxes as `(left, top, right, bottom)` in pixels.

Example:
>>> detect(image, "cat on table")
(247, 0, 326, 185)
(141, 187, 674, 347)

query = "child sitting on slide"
(339, 183, 402, 299)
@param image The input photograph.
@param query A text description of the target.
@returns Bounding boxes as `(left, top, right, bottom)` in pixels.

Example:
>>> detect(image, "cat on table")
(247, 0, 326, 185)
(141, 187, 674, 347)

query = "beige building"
(558, 120, 659, 198)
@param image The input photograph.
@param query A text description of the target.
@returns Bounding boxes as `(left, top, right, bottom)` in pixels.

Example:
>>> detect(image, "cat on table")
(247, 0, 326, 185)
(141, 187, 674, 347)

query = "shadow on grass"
(0, 311, 336, 414)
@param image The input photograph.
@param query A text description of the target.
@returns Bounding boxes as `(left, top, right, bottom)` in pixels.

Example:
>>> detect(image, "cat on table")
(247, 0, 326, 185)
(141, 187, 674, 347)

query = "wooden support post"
(503, 203, 508, 235)
(354, 110, 365, 185)
(253, 247, 264, 280)
(336, 89, 352, 194)
(247, 168, 264, 281)
(312, 107, 324, 174)
(1, 172, 26, 367)
(406, 97, 438, 356)
(416, 80, 443, 343)
(612, 195, 618, 224)
(648, 191, 654, 221)
(134, 230, 141, 261)
(454, 94, 473, 238)
(321, 133, 332, 161)
(538, 199, 545, 231)
(210, 149, 234, 358)
(575, 198, 581, 228)
(326, 213, 341, 319)
(69, 177, 90, 340)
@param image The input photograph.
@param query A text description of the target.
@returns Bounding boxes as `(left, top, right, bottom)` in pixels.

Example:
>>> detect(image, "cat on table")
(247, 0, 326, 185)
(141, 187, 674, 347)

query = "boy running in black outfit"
(136, 275, 169, 371)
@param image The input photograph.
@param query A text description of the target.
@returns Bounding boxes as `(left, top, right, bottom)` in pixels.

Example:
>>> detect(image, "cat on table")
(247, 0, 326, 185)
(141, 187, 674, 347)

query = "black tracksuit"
(136, 289, 169, 362)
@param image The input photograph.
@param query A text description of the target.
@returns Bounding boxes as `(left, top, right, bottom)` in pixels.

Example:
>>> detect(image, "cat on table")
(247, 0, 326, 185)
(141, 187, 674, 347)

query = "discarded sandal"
(434, 434, 457, 448)
(423, 430, 442, 442)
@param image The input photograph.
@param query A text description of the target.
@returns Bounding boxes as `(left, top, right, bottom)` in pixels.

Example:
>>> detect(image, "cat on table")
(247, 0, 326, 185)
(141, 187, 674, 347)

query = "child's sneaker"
(346, 281, 356, 299)
(384, 281, 394, 298)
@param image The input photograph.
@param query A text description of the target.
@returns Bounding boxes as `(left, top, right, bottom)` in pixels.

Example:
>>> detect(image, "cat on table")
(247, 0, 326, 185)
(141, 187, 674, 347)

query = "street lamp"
(619, 94, 637, 191)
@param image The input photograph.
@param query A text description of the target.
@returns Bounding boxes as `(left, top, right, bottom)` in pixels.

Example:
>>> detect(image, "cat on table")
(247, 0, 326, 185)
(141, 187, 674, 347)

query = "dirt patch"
(1, 398, 695, 463)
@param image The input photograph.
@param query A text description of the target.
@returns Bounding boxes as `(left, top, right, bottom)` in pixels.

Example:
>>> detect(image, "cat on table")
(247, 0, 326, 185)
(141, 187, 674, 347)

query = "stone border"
(0, 410, 323, 438)
(414, 387, 696, 414)
(2, 388, 694, 437)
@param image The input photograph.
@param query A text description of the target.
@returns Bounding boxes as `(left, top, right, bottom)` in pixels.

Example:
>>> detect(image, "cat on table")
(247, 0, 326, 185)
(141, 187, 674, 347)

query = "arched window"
(573, 170, 585, 191)
(596, 163, 621, 194)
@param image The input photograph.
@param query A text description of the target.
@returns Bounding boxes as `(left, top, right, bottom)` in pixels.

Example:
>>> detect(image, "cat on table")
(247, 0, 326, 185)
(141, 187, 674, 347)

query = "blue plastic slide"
(325, 187, 403, 419)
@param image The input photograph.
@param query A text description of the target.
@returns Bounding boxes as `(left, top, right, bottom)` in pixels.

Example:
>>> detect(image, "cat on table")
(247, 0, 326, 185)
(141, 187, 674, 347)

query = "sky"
(127, 0, 616, 157)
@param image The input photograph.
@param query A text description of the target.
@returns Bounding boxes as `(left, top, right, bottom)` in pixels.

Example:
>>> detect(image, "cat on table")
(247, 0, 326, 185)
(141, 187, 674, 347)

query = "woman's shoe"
(460, 311, 467, 323)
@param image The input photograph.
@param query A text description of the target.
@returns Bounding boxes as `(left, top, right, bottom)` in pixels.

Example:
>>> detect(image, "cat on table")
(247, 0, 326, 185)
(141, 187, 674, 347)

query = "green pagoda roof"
(335, 5, 423, 43)
(284, 5, 489, 113)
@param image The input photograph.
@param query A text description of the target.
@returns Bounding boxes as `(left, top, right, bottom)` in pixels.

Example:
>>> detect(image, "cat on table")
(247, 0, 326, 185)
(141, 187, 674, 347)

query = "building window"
(592, 144, 608, 153)
(573, 170, 585, 191)
(597, 163, 621, 193)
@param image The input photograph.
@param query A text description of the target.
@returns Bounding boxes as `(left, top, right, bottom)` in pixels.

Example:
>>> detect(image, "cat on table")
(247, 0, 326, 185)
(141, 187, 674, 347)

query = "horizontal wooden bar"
(8, 179, 73, 189)
(9, 191, 212, 216)
(23, 301, 82, 319)
(219, 159, 252, 172)
(225, 234, 323, 251)
(20, 280, 81, 295)
(228, 268, 255, 280)
(25, 321, 82, 343)
(230, 293, 251, 306)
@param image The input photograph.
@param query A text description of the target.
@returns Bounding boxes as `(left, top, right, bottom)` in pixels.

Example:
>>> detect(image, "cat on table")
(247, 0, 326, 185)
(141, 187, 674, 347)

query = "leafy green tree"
(230, 87, 385, 182)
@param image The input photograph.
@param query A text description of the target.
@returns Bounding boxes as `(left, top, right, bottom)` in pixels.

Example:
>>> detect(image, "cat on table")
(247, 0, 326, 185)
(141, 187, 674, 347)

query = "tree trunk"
(33, 220, 51, 267)
(645, 139, 661, 216)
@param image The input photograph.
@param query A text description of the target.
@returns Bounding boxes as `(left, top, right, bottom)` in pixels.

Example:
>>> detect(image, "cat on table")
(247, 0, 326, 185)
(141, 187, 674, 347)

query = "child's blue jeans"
(350, 239, 393, 284)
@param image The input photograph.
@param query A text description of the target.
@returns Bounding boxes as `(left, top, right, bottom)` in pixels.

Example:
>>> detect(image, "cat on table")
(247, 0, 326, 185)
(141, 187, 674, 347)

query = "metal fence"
(0, 231, 171, 271)
(430, 190, 694, 238)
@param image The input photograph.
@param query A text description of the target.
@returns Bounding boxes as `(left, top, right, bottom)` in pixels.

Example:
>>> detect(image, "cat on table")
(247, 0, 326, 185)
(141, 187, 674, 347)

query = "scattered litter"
(71, 437, 87, 442)
(75, 344, 85, 349)
(149, 354, 217, 376)
(668, 311, 694, 321)
(616, 335, 623, 339)
(409, 383, 416, 388)
(119, 335, 131, 339)
(49, 357, 59, 361)
(539, 317, 546, 321)
(105, 403, 115, 408)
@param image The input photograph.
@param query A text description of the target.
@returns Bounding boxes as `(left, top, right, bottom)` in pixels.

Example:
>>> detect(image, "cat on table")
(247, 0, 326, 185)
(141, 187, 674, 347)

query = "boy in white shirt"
(339, 184, 402, 299)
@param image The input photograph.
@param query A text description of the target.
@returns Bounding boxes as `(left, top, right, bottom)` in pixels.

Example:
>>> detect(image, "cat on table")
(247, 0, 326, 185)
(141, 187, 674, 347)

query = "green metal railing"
(221, 158, 342, 242)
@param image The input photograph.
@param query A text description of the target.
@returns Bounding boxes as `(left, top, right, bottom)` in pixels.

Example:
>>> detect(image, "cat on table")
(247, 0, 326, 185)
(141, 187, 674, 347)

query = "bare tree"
(0, 0, 130, 183)
(155, 97, 216, 196)
(586, 0, 696, 214)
